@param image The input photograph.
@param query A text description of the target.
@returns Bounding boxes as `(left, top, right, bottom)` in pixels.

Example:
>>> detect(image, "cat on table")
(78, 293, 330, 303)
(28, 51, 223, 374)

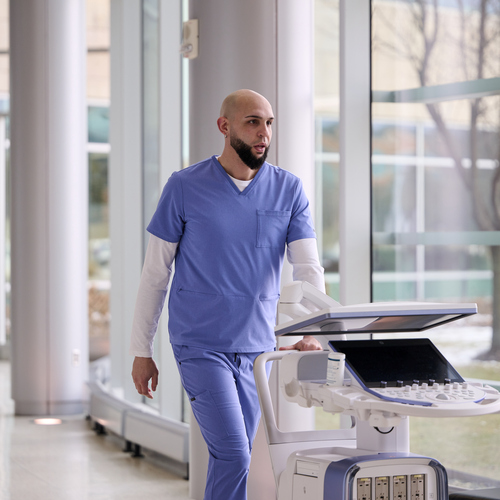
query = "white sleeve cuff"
(287, 238, 325, 293)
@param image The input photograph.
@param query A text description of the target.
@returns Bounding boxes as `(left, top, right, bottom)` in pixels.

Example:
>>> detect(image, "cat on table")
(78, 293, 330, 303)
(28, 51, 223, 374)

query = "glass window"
(315, 0, 340, 300)
(143, 0, 160, 254)
(86, 1, 111, 364)
(315, 0, 341, 429)
(88, 151, 110, 361)
(372, 0, 500, 487)
(140, 0, 185, 423)
(141, 0, 161, 411)
(89, 152, 110, 279)
(88, 105, 109, 143)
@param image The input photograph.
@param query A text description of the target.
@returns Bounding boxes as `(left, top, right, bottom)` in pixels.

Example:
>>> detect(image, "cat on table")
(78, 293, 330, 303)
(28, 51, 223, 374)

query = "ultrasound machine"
(253, 281, 500, 500)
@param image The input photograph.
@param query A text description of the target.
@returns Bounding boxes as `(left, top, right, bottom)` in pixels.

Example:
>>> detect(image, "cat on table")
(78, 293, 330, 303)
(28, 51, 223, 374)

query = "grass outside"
(410, 361, 500, 484)
(409, 414, 500, 483)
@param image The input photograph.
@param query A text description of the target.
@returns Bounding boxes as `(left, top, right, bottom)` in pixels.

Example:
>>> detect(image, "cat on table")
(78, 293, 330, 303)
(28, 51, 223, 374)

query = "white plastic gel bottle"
(326, 350, 345, 386)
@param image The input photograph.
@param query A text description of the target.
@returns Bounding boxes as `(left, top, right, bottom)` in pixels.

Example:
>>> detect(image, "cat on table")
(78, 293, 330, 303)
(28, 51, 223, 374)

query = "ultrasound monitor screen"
(328, 338, 464, 388)
(340, 314, 463, 333)
(275, 302, 477, 336)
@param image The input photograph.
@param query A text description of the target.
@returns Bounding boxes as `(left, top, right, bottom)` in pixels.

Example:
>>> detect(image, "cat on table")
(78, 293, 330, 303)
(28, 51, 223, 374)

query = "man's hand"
(279, 335, 323, 352)
(132, 356, 159, 399)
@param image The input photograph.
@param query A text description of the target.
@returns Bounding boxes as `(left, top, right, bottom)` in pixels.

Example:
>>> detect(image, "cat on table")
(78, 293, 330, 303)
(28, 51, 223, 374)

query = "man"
(130, 89, 324, 500)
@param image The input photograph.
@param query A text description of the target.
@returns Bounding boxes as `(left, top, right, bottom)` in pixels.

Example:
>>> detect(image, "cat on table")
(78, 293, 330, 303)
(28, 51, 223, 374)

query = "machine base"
(280, 448, 448, 500)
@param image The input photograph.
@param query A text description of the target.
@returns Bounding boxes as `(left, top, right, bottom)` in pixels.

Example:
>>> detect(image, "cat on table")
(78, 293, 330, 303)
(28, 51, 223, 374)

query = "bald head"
(220, 89, 272, 120)
(216, 89, 274, 174)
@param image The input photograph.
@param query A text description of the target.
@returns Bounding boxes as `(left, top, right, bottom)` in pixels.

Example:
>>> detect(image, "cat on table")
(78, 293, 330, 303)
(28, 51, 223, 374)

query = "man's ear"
(217, 116, 229, 137)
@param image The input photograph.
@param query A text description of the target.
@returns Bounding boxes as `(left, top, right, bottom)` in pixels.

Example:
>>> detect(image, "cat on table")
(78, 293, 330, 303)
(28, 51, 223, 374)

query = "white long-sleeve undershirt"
(129, 235, 177, 357)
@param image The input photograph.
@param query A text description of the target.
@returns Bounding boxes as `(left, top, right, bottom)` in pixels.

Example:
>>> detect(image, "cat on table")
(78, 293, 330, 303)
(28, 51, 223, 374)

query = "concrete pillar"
(186, 1, 315, 498)
(9, 0, 88, 415)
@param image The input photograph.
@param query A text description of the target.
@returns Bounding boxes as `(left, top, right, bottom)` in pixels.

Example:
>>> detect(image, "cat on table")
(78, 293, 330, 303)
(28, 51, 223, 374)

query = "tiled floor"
(0, 361, 190, 500)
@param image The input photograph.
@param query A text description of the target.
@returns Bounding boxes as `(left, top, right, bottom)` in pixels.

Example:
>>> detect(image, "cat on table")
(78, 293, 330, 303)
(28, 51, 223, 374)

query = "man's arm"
(130, 235, 178, 397)
(279, 238, 325, 351)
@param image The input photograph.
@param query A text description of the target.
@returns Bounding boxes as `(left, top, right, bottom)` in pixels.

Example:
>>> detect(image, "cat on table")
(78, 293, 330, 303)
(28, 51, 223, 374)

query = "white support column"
(188, 0, 277, 166)
(339, 0, 372, 305)
(276, 0, 316, 286)
(0, 117, 5, 349)
(109, 0, 143, 401)
(9, 0, 88, 415)
(276, 0, 315, 206)
(274, 0, 316, 431)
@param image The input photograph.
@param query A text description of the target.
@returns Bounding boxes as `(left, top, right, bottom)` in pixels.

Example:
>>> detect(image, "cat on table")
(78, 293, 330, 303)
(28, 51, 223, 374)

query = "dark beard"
(230, 136, 269, 170)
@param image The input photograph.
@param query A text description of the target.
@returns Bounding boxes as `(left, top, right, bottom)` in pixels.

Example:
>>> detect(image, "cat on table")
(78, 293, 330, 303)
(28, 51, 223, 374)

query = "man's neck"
(216, 153, 259, 181)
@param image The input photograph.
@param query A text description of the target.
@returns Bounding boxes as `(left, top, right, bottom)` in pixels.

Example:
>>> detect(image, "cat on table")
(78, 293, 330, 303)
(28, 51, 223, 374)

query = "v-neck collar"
(211, 155, 266, 196)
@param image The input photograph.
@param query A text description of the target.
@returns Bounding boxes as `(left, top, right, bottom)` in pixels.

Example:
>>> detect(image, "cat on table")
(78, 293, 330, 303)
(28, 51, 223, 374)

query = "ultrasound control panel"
(328, 338, 487, 407)
(364, 380, 486, 407)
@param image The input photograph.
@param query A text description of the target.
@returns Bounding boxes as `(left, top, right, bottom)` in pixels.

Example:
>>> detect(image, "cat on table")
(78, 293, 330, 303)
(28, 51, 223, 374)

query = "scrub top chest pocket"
(256, 209, 291, 248)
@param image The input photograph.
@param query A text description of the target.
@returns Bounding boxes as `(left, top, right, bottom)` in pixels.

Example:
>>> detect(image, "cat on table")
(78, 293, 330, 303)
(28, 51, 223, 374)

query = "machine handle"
(254, 351, 353, 445)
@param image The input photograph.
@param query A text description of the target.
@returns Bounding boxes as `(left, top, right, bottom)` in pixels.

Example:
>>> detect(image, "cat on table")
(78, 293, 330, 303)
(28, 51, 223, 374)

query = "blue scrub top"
(147, 156, 316, 352)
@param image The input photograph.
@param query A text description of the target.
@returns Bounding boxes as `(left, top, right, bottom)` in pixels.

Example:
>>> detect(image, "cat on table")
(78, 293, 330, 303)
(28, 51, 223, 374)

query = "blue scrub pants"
(172, 345, 272, 500)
